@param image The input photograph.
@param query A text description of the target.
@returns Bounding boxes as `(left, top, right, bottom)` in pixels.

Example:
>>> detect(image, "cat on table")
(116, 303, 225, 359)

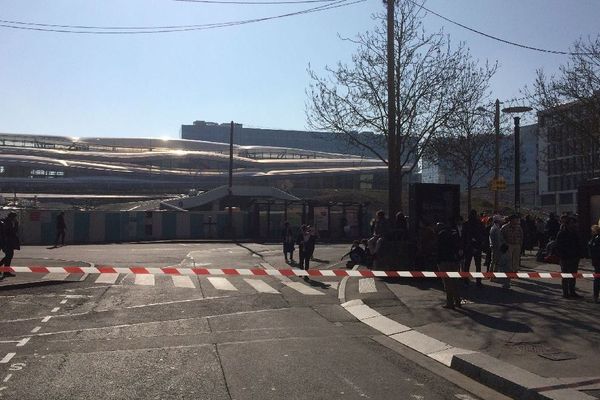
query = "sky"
(0, 0, 599, 139)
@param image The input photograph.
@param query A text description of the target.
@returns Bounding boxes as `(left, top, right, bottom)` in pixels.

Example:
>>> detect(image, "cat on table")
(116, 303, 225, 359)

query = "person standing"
(489, 215, 505, 273)
(395, 212, 408, 241)
(281, 221, 295, 264)
(588, 225, 600, 303)
(535, 217, 546, 249)
(545, 213, 560, 242)
(55, 211, 66, 248)
(482, 217, 493, 272)
(501, 215, 523, 272)
(368, 210, 391, 256)
(496, 243, 512, 290)
(297, 225, 316, 273)
(463, 210, 485, 286)
(556, 216, 581, 299)
(437, 221, 463, 309)
(0, 212, 20, 280)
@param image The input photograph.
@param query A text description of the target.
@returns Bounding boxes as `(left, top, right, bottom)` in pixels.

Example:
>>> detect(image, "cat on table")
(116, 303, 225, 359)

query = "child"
(341, 240, 365, 268)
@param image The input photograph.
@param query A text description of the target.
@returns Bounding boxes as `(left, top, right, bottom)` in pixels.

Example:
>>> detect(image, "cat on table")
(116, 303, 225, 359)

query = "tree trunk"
(388, 162, 402, 220)
(467, 183, 472, 214)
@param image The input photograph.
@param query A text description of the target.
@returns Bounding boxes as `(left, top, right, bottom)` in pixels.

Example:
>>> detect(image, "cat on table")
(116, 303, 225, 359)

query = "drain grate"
(505, 342, 555, 354)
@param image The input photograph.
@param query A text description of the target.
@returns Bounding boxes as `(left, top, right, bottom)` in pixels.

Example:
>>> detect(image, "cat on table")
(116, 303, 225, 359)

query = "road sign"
(490, 178, 507, 191)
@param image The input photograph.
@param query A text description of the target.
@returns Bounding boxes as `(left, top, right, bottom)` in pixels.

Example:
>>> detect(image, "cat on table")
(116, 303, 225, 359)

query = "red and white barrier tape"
(1, 266, 599, 279)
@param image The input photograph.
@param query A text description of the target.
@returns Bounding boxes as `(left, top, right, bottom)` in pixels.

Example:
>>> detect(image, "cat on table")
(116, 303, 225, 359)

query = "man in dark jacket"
(463, 210, 485, 286)
(555, 216, 581, 298)
(437, 221, 463, 309)
(297, 225, 316, 273)
(545, 213, 561, 242)
(0, 212, 20, 279)
(54, 211, 66, 248)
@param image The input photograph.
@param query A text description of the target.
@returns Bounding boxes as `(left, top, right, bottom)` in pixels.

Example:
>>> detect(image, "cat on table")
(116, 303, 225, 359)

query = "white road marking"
(41, 316, 51, 323)
(338, 265, 360, 302)
(31, 327, 41, 333)
(94, 273, 119, 284)
(2, 374, 11, 383)
(0, 353, 15, 364)
(51, 307, 60, 313)
(244, 279, 279, 294)
(171, 276, 196, 289)
(282, 282, 325, 296)
(42, 273, 69, 281)
(207, 277, 238, 291)
(134, 274, 155, 286)
(16, 338, 30, 347)
(358, 278, 378, 293)
(60, 299, 67, 304)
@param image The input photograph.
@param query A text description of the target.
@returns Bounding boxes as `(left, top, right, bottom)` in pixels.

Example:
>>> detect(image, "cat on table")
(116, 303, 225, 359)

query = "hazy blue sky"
(0, 0, 598, 138)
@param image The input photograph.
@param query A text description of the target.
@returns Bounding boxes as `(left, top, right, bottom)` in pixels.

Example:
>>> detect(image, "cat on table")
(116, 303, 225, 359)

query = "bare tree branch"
(306, 0, 496, 210)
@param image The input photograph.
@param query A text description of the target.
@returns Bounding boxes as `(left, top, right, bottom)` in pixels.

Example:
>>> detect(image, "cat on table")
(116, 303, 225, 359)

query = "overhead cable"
(0, 0, 363, 34)
(175, 0, 340, 4)
(407, 0, 594, 56)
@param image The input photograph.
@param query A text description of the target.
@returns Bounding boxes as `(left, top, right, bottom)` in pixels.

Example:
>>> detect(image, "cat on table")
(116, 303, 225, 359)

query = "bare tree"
(530, 35, 600, 176)
(426, 109, 514, 212)
(306, 0, 496, 217)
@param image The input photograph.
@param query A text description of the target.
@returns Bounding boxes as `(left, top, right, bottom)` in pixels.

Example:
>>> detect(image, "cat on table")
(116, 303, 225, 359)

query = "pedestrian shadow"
(302, 277, 331, 289)
(310, 258, 330, 264)
(380, 277, 444, 292)
(456, 307, 533, 333)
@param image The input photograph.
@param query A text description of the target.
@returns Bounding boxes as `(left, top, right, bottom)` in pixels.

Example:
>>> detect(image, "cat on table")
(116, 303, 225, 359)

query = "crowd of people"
(280, 209, 600, 308)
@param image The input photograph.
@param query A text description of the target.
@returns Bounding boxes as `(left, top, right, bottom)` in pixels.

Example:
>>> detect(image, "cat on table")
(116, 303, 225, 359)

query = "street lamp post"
(502, 106, 533, 215)
(228, 121, 234, 238)
(477, 99, 501, 212)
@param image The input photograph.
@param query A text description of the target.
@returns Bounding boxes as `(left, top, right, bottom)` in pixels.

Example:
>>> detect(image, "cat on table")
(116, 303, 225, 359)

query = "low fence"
(11, 210, 248, 245)
(6, 208, 369, 245)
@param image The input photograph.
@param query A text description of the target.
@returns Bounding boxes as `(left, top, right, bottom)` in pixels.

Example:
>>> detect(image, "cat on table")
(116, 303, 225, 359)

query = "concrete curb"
(340, 299, 595, 400)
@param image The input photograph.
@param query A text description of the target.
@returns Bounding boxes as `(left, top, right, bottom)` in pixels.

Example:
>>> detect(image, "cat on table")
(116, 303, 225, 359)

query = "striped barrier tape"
(1, 266, 599, 279)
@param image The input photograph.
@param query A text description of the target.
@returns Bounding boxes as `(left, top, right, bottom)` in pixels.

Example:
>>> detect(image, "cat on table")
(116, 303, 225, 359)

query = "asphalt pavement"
(7, 241, 597, 399)
(0, 242, 496, 400)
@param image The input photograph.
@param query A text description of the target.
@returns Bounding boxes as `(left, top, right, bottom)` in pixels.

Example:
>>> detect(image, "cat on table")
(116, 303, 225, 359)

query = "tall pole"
(494, 99, 500, 212)
(385, 0, 397, 218)
(514, 116, 521, 215)
(229, 121, 234, 190)
(228, 121, 234, 238)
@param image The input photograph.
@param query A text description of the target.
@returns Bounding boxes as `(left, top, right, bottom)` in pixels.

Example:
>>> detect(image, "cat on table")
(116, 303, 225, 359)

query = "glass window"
(559, 193, 574, 205)
(541, 194, 555, 206)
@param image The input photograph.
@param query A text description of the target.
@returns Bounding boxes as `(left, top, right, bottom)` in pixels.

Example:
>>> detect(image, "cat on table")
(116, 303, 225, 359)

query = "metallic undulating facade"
(0, 133, 388, 194)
